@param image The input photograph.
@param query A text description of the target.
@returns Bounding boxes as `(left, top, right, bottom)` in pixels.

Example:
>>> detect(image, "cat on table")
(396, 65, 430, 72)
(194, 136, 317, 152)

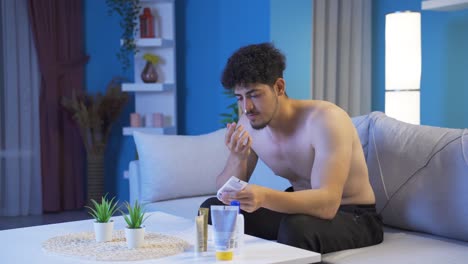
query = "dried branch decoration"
(61, 77, 129, 156)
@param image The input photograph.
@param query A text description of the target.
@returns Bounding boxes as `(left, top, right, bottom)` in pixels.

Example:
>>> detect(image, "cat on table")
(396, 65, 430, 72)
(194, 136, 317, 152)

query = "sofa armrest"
(128, 160, 140, 205)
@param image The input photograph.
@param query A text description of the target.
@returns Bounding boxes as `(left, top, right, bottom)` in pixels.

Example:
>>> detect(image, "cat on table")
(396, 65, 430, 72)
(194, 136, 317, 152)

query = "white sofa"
(129, 112, 468, 263)
(129, 128, 290, 219)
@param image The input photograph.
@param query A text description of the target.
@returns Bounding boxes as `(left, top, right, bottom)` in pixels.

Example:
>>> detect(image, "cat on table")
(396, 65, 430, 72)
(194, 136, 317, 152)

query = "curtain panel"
(28, 0, 88, 212)
(0, 0, 42, 216)
(312, 0, 372, 117)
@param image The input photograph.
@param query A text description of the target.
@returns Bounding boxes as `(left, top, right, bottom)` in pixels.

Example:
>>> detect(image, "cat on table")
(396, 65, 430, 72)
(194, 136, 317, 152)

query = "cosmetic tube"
(195, 215, 205, 256)
(198, 208, 209, 251)
(217, 176, 248, 201)
(211, 205, 238, 261)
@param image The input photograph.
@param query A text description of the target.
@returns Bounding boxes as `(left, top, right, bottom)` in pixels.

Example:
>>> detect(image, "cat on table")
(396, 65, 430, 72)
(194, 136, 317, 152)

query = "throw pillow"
(367, 112, 468, 242)
(133, 129, 229, 203)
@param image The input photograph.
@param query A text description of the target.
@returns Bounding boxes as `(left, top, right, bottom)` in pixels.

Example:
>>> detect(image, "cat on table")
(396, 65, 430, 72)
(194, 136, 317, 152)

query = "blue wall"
(180, 0, 270, 135)
(421, 9, 468, 128)
(270, 0, 312, 100)
(373, 0, 468, 128)
(84, 0, 134, 202)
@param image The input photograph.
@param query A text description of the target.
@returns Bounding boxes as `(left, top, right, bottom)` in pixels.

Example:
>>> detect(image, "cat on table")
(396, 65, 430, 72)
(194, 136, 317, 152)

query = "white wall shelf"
(136, 38, 174, 48)
(122, 83, 174, 92)
(123, 126, 176, 136)
(422, 0, 468, 11)
(120, 38, 174, 48)
(123, 0, 177, 137)
(141, 0, 173, 3)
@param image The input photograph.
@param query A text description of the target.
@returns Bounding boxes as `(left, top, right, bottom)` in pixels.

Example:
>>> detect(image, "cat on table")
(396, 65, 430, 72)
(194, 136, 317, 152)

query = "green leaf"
(121, 200, 148, 228)
(220, 118, 233, 124)
(85, 194, 120, 223)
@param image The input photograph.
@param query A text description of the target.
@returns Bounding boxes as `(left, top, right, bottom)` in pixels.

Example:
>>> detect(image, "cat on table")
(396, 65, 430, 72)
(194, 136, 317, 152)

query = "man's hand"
(220, 184, 267, 213)
(218, 191, 235, 205)
(225, 122, 252, 160)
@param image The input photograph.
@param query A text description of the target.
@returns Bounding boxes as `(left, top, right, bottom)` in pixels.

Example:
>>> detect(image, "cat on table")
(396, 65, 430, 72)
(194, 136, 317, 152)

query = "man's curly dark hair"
(221, 43, 286, 89)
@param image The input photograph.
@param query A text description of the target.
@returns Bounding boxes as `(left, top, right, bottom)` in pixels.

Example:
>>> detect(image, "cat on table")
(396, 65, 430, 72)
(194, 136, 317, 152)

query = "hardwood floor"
(0, 209, 92, 230)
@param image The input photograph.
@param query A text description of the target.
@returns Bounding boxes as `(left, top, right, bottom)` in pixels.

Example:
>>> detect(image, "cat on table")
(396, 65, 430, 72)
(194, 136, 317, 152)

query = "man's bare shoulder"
(297, 100, 352, 131)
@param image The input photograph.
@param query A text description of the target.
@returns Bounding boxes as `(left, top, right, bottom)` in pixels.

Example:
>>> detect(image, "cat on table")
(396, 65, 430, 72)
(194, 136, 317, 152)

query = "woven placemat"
(42, 230, 191, 261)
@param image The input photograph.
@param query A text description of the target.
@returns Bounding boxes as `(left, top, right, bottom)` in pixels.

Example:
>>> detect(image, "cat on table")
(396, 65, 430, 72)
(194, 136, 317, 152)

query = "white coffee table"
(0, 211, 321, 263)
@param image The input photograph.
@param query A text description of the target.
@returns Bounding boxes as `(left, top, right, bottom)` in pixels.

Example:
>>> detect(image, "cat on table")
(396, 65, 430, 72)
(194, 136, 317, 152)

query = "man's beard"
(251, 120, 268, 130)
(249, 97, 279, 130)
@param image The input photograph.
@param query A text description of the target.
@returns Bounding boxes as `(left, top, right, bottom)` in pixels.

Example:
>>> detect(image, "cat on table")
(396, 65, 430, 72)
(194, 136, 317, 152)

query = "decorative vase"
(141, 61, 158, 83)
(93, 221, 114, 242)
(130, 112, 142, 127)
(139, 7, 155, 38)
(125, 226, 145, 249)
(87, 154, 105, 205)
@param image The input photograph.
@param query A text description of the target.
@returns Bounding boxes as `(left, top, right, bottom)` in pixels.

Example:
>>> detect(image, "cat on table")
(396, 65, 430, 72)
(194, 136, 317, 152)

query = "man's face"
(234, 83, 279, 130)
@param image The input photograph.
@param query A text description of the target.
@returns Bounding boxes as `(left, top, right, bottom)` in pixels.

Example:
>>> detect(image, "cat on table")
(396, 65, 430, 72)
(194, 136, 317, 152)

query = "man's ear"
(274, 78, 286, 96)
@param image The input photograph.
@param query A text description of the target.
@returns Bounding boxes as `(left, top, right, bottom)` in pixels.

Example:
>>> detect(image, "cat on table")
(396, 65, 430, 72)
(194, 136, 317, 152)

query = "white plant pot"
(93, 220, 114, 242)
(125, 226, 145, 249)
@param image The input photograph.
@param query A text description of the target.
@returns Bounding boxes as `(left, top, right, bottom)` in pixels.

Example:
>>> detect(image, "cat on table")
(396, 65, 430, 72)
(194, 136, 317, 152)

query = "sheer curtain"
(312, 0, 372, 117)
(0, 0, 42, 216)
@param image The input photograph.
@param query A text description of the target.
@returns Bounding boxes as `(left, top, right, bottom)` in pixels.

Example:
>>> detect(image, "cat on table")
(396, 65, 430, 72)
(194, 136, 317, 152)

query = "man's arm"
(216, 116, 258, 189)
(232, 108, 352, 219)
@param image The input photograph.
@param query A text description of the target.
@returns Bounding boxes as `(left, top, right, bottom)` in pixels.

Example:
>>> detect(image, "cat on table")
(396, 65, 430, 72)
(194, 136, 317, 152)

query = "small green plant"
(143, 53, 160, 65)
(122, 200, 149, 229)
(220, 89, 239, 127)
(85, 195, 120, 223)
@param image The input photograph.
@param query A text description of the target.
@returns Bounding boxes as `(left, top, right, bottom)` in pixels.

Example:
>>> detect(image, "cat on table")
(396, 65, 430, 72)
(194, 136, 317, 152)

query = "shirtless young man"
(200, 43, 383, 254)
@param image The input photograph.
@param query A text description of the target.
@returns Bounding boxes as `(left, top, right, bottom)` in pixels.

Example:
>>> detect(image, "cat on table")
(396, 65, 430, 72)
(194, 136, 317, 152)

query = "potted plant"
(141, 53, 161, 83)
(85, 195, 120, 242)
(220, 89, 240, 127)
(122, 200, 149, 249)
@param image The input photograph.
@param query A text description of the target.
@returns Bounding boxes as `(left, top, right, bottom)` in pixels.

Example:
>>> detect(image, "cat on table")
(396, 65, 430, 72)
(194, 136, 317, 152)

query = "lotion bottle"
(230, 200, 244, 254)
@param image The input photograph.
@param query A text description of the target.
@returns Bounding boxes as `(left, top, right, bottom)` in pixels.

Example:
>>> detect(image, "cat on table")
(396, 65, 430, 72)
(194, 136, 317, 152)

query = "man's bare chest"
(253, 140, 315, 182)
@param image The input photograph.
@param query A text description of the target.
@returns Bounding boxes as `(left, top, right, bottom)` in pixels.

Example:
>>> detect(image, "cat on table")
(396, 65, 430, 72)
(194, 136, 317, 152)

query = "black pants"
(200, 188, 383, 254)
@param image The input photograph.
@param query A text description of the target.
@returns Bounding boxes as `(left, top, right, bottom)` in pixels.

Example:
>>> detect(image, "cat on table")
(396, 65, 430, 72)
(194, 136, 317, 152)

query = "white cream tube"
(217, 176, 248, 200)
(210, 205, 238, 261)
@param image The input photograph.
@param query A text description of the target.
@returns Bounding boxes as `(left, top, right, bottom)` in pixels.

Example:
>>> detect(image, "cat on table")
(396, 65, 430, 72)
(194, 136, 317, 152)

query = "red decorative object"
(139, 8, 155, 38)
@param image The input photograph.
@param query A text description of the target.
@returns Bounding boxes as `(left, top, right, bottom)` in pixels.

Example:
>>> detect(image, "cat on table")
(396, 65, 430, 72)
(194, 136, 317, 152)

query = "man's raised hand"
(225, 123, 252, 159)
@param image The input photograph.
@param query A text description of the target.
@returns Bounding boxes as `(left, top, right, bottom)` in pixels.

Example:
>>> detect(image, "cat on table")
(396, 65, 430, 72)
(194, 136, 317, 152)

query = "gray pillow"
(352, 114, 371, 160)
(365, 112, 468, 242)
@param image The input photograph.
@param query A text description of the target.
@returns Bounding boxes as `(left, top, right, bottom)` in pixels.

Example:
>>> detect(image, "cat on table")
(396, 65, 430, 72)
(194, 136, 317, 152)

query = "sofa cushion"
(323, 227, 468, 264)
(133, 129, 229, 203)
(366, 112, 468, 242)
(144, 195, 213, 220)
(351, 114, 371, 160)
